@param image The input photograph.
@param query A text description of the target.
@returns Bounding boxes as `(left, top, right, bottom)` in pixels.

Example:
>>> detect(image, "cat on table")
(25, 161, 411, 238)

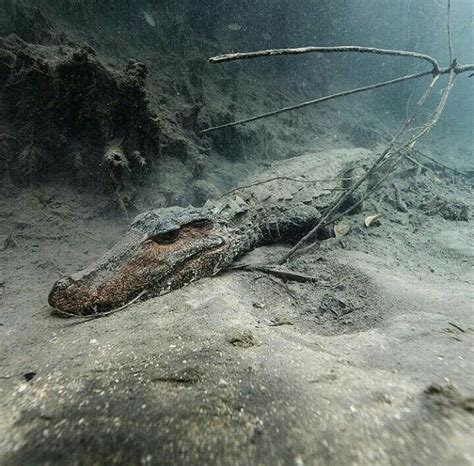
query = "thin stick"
(231, 263, 324, 284)
(277, 74, 440, 264)
(405, 154, 429, 171)
(209, 46, 440, 71)
(405, 70, 456, 149)
(56, 289, 148, 321)
(220, 175, 356, 198)
(455, 64, 474, 74)
(447, 0, 454, 63)
(448, 321, 465, 333)
(201, 70, 432, 133)
(412, 149, 469, 176)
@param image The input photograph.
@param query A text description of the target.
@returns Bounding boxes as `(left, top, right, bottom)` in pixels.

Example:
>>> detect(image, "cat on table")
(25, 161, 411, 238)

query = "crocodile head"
(48, 206, 229, 316)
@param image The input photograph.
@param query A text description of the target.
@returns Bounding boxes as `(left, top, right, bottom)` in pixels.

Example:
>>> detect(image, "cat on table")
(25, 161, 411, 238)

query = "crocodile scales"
(48, 148, 372, 315)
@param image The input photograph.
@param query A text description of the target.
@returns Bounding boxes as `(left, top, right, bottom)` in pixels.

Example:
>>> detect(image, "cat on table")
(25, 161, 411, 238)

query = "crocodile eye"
(148, 229, 180, 244)
(185, 219, 213, 229)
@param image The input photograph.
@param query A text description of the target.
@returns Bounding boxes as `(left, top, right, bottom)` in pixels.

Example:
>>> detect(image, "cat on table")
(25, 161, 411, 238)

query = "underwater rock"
(0, 35, 160, 189)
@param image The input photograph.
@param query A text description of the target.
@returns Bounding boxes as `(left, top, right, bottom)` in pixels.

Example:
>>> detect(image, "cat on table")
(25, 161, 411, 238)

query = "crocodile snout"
(48, 276, 96, 315)
(48, 277, 75, 306)
(47, 222, 228, 316)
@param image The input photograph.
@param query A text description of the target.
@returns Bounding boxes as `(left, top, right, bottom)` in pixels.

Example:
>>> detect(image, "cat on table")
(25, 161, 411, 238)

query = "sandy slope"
(0, 172, 473, 465)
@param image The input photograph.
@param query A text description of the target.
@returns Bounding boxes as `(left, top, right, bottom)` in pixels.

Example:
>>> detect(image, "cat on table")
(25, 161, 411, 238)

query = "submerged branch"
(412, 149, 469, 176)
(201, 63, 473, 134)
(201, 70, 432, 134)
(447, 0, 454, 63)
(231, 263, 325, 284)
(220, 174, 353, 198)
(209, 46, 441, 71)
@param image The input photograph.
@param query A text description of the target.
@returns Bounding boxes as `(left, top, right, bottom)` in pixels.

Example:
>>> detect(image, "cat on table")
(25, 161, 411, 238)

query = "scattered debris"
(253, 302, 265, 309)
(228, 329, 257, 348)
(23, 372, 37, 382)
(393, 184, 408, 213)
(269, 316, 294, 326)
(364, 213, 383, 228)
(420, 197, 469, 221)
(227, 24, 243, 31)
(320, 295, 352, 318)
(334, 221, 351, 238)
(423, 383, 474, 413)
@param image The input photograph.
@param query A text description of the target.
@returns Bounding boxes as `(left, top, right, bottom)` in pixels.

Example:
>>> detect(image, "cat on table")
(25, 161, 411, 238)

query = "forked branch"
(201, 63, 472, 134)
(203, 38, 473, 134)
(201, 70, 433, 134)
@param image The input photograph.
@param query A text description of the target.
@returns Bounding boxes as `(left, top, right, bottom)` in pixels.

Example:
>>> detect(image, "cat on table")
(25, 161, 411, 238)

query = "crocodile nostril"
(48, 276, 75, 306)
(53, 276, 75, 291)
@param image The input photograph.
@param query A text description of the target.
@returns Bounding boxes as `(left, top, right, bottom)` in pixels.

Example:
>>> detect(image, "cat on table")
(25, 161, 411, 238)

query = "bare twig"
(231, 263, 326, 284)
(201, 70, 433, 133)
(448, 321, 466, 333)
(405, 154, 430, 171)
(393, 183, 409, 213)
(220, 175, 355, 198)
(0, 133, 18, 140)
(455, 64, 474, 74)
(209, 46, 441, 71)
(447, 0, 454, 63)
(412, 149, 469, 176)
(56, 289, 148, 321)
(405, 70, 456, 150)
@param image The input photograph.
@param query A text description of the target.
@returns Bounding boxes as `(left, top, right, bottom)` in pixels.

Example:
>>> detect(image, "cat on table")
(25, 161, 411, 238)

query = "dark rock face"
(0, 0, 340, 196)
(0, 35, 158, 189)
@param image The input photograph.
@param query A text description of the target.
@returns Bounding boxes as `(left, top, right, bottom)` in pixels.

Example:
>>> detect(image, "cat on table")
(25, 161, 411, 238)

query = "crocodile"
(48, 148, 372, 315)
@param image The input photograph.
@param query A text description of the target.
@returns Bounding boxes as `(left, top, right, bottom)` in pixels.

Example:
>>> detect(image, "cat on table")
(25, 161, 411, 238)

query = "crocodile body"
(48, 148, 372, 315)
